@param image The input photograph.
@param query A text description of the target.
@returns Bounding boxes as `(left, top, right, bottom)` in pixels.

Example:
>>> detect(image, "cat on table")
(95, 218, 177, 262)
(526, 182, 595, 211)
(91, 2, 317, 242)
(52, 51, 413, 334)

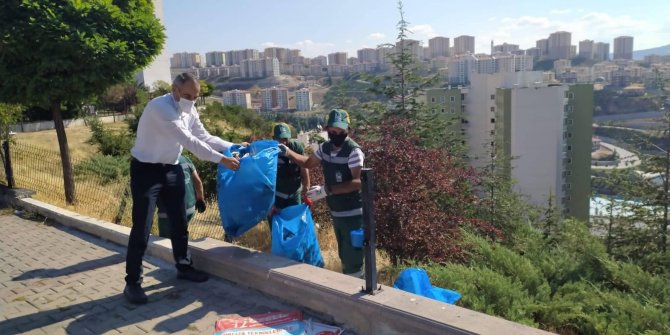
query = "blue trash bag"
(393, 268, 461, 304)
(271, 204, 324, 267)
(217, 140, 279, 238)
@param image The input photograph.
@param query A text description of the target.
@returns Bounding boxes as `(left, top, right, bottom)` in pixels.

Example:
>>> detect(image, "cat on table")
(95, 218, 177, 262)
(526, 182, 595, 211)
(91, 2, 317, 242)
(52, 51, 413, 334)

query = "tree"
(97, 82, 141, 114)
(0, 0, 165, 203)
(198, 80, 214, 104)
(0, 103, 23, 141)
(151, 80, 171, 96)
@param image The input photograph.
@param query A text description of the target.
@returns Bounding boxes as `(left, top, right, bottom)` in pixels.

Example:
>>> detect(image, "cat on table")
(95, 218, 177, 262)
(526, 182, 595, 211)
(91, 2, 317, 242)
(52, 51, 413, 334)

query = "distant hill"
(633, 44, 670, 60)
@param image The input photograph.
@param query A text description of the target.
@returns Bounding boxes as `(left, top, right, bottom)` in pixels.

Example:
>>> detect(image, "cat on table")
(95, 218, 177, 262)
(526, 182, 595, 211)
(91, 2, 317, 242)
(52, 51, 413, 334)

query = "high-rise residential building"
(261, 87, 289, 111)
(613, 36, 634, 60)
(222, 89, 252, 108)
(328, 52, 348, 65)
(295, 88, 313, 111)
(240, 58, 280, 79)
(578, 40, 594, 59)
(570, 45, 577, 58)
(264, 47, 290, 64)
(357, 48, 378, 63)
(464, 72, 592, 220)
(135, 0, 171, 88)
(454, 35, 475, 55)
(377, 45, 394, 65)
(536, 39, 549, 58)
(594, 42, 610, 61)
(525, 47, 542, 59)
(548, 31, 572, 60)
(170, 52, 203, 68)
(492, 43, 520, 54)
(311, 56, 328, 66)
(476, 55, 497, 74)
(447, 54, 477, 85)
(422, 87, 466, 142)
(429, 36, 450, 58)
(226, 49, 260, 66)
(205, 51, 226, 67)
(396, 39, 423, 60)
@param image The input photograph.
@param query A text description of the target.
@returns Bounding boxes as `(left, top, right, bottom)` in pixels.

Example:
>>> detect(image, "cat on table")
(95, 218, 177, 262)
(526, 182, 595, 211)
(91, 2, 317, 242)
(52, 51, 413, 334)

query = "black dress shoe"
(177, 266, 209, 282)
(124, 284, 148, 304)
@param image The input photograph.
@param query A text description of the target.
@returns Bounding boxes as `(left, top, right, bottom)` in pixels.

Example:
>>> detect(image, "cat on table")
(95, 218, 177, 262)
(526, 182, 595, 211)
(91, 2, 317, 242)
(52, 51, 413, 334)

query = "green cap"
(273, 123, 291, 139)
(326, 109, 350, 129)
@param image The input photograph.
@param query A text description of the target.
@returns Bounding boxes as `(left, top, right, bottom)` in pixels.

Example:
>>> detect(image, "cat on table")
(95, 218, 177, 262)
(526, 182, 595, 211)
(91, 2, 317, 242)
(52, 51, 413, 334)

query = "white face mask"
(177, 98, 195, 113)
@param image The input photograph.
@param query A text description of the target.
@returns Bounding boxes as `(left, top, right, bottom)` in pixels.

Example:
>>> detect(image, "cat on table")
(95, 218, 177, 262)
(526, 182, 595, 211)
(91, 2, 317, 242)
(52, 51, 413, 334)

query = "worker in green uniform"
(279, 109, 365, 278)
(157, 155, 206, 238)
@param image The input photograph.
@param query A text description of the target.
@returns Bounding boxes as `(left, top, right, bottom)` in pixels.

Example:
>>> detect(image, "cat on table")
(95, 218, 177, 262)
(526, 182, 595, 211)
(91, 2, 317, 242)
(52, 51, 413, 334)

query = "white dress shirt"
(130, 93, 233, 164)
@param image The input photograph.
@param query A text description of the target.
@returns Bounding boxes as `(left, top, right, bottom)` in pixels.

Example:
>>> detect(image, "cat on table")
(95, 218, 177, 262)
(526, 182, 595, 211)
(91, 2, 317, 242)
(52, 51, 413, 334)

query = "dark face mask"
(328, 132, 347, 146)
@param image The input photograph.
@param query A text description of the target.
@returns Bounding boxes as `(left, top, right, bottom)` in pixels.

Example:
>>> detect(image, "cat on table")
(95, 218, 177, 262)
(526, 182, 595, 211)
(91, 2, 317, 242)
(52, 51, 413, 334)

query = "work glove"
(302, 193, 313, 206)
(278, 143, 288, 157)
(195, 199, 206, 213)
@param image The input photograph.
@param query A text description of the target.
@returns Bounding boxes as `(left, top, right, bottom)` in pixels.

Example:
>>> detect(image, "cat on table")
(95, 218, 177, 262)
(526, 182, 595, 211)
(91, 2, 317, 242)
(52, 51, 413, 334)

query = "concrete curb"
(10, 196, 554, 335)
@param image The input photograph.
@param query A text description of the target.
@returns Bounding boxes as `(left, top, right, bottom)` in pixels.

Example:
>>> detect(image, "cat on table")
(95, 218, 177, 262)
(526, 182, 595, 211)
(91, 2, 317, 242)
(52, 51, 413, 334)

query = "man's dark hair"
(173, 72, 198, 87)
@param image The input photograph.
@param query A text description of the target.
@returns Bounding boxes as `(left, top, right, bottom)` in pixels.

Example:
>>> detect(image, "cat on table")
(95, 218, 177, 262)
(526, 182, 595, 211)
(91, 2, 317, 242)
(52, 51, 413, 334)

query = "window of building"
(567, 92, 574, 99)
(490, 106, 495, 112)
(490, 130, 495, 136)
(568, 119, 573, 125)
(490, 118, 495, 123)
(441, 108, 445, 113)
(440, 96, 446, 103)
(490, 141, 495, 146)
(567, 145, 572, 151)
(450, 96, 455, 102)
(568, 132, 572, 138)
(461, 94, 465, 100)
(490, 94, 495, 100)
(431, 97, 435, 103)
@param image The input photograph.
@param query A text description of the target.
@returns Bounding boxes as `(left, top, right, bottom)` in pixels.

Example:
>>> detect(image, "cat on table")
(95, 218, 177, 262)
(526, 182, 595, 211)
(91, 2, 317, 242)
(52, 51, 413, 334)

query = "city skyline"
(163, 0, 669, 58)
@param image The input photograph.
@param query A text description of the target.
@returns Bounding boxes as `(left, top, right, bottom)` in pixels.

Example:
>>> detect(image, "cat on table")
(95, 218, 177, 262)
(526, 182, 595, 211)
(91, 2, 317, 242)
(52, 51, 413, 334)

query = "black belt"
(131, 156, 177, 167)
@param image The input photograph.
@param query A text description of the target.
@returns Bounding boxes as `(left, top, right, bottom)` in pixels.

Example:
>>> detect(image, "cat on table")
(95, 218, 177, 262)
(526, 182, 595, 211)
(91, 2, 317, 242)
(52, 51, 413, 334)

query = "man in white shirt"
(124, 73, 242, 304)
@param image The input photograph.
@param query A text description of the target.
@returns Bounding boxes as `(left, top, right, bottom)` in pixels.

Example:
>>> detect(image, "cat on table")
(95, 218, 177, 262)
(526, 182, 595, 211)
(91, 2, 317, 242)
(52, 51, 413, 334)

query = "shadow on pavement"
(12, 254, 125, 281)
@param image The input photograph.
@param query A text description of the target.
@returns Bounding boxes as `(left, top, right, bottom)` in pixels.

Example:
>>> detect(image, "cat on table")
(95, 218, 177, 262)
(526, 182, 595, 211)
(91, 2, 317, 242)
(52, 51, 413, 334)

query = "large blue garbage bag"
(271, 204, 324, 267)
(217, 140, 279, 238)
(393, 268, 461, 304)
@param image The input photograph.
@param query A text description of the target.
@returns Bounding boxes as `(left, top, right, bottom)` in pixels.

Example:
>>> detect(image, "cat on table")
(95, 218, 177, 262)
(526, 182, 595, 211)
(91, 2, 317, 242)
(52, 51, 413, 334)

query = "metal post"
(361, 168, 381, 294)
(2, 140, 15, 188)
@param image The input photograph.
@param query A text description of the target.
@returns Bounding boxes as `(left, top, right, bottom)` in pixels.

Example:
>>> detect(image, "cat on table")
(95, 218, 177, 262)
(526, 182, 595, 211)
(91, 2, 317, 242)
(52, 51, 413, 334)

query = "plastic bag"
(271, 204, 324, 267)
(218, 140, 279, 238)
(393, 268, 461, 304)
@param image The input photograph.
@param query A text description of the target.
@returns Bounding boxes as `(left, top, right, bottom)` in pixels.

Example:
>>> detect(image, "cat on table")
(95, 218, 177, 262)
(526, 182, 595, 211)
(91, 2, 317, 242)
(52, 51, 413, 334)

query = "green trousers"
(158, 213, 193, 239)
(332, 215, 364, 274)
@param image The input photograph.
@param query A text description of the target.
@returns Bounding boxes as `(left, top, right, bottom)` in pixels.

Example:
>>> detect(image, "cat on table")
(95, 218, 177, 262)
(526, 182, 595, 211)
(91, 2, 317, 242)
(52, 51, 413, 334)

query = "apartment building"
(222, 89, 252, 108)
(548, 31, 572, 60)
(328, 52, 348, 65)
(463, 72, 592, 220)
(261, 87, 289, 111)
(613, 36, 634, 60)
(170, 52, 203, 68)
(454, 35, 475, 55)
(205, 51, 226, 67)
(240, 58, 280, 79)
(429, 36, 450, 58)
(357, 48, 378, 63)
(295, 88, 313, 112)
(579, 40, 594, 59)
(226, 49, 260, 66)
(594, 42, 610, 61)
(492, 43, 519, 54)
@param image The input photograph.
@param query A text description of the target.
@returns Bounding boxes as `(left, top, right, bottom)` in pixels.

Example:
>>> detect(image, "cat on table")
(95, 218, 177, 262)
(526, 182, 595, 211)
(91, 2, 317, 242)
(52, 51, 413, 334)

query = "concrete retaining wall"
(4, 193, 555, 335)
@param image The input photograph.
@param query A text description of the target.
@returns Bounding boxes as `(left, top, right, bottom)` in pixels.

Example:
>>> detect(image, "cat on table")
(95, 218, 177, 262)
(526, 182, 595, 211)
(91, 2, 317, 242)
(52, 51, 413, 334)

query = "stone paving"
(0, 212, 315, 335)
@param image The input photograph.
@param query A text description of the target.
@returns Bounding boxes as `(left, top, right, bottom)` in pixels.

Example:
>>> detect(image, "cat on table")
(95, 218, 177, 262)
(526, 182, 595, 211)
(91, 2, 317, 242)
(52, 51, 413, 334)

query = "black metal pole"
(3, 140, 15, 188)
(361, 168, 380, 294)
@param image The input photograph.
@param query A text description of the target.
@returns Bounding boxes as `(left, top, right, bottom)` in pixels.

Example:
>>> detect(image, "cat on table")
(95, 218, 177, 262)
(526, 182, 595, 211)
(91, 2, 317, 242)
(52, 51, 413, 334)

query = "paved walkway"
(0, 212, 311, 335)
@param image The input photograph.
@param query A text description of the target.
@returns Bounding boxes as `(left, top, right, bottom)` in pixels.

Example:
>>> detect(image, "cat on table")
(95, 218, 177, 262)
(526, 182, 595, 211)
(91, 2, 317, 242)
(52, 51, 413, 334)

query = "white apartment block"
(579, 40, 594, 59)
(222, 89, 252, 108)
(205, 51, 226, 67)
(357, 48, 378, 63)
(170, 52, 203, 68)
(226, 49, 260, 66)
(613, 36, 634, 60)
(135, 0, 171, 88)
(429, 36, 450, 58)
(377, 45, 394, 65)
(548, 31, 571, 60)
(328, 52, 348, 65)
(448, 54, 535, 85)
(594, 43, 610, 61)
(261, 87, 289, 111)
(454, 35, 475, 55)
(311, 56, 328, 66)
(240, 58, 280, 79)
(295, 88, 313, 111)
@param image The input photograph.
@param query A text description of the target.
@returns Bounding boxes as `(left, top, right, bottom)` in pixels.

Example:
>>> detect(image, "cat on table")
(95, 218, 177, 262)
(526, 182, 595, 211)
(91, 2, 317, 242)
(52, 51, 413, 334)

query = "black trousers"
(125, 158, 191, 285)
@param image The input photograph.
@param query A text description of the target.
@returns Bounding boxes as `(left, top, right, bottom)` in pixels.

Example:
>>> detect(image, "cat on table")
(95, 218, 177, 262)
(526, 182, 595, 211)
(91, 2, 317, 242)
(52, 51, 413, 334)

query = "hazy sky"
(163, 0, 670, 57)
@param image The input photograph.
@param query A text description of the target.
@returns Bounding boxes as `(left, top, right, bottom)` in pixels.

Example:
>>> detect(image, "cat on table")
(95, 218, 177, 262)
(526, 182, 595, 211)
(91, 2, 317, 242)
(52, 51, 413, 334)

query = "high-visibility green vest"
(276, 139, 304, 201)
(158, 155, 196, 219)
(321, 138, 362, 217)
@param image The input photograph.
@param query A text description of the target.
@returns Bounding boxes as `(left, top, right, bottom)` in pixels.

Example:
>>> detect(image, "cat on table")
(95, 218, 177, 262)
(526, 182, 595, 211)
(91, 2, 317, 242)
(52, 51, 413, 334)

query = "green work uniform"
(275, 139, 305, 209)
(157, 155, 197, 238)
(321, 138, 364, 275)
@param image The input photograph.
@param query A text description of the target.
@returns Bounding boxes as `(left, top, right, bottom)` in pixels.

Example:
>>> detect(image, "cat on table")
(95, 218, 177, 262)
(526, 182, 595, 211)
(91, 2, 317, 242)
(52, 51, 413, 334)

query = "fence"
(2, 141, 230, 241)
